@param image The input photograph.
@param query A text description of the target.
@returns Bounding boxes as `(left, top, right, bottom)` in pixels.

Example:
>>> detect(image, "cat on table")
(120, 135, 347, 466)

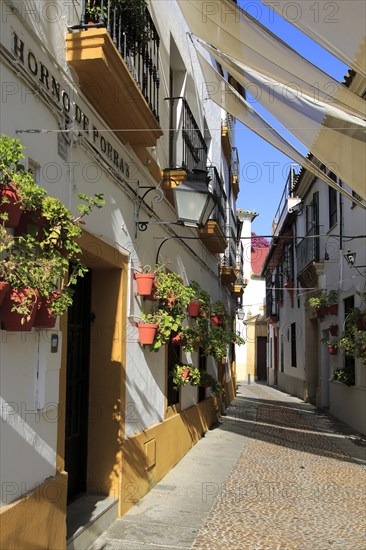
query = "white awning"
(197, 50, 365, 208)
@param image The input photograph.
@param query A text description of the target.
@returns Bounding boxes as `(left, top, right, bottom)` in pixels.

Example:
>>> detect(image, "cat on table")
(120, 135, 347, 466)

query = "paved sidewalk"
(89, 383, 366, 550)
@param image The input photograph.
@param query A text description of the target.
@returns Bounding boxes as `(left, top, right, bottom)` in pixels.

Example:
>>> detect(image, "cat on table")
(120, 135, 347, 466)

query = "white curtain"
(197, 51, 365, 208)
(199, 40, 366, 199)
(177, 0, 366, 119)
(261, 1, 366, 77)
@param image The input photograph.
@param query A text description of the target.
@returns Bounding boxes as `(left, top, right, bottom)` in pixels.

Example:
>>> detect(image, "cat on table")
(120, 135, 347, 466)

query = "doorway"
(65, 270, 92, 503)
(256, 336, 267, 381)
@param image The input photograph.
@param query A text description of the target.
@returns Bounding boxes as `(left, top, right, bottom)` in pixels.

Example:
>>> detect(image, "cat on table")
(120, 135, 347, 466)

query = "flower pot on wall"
(135, 273, 155, 296)
(187, 300, 200, 318)
(210, 315, 224, 327)
(0, 282, 10, 307)
(137, 321, 158, 345)
(0, 183, 22, 228)
(329, 324, 338, 337)
(33, 292, 61, 329)
(15, 210, 45, 240)
(327, 344, 338, 356)
(0, 288, 39, 331)
(317, 306, 327, 319)
(327, 304, 338, 316)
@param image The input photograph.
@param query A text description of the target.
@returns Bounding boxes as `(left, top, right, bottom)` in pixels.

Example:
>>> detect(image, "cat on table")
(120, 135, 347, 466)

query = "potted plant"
(326, 290, 338, 315)
(189, 281, 211, 318)
(332, 366, 355, 386)
(0, 135, 104, 330)
(188, 366, 201, 387)
(328, 324, 338, 337)
(154, 271, 195, 314)
(135, 269, 155, 296)
(307, 292, 327, 319)
(138, 313, 159, 345)
(170, 364, 192, 390)
(211, 300, 227, 326)
(321, 338, 338, 356)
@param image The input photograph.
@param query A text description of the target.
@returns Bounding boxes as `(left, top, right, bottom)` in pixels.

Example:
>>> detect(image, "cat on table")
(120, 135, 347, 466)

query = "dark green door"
(65, 270, 92, 503)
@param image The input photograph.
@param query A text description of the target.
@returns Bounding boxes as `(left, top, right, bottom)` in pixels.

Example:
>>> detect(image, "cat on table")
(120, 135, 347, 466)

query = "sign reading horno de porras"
(12, 32, 130, 179)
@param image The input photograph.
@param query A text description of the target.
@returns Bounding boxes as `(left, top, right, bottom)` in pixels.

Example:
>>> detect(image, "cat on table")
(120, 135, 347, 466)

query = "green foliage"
(307, 292, 327, 310)
(332, 367, 355, 386)
(170, 364, 191, 390)
(155, 271, 196, 314)
(190, 280, 211, 315)
(212, 300, 227, 316)
(0, 135, 104, 321)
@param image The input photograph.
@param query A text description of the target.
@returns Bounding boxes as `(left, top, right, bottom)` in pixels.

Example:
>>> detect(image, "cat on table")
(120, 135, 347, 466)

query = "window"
(280, 335, 284, 372)
(291, 323, 297, 367)
(284, 242, 294, 282)
(328, 174, 338, 228)
(28, 158, 40, 184)
(167, 341, 181, 407)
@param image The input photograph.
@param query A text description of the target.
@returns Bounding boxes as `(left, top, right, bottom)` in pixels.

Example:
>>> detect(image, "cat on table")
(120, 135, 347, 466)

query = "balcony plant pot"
(33, 292, 62, 329)
(327, 304, 338, 316)
(182, 367, 190, 381)
(329, 324, 338, 337)
(0, 282, 10, 307)
(134, 273, 155, 296)
(143, 282, 157, 301)
(0, 288, 39, 331)
(0, 183, 22, 228)
(327, 344, 338, 356)
(187, 300, 200, 318)
(138, 321, 158, 345)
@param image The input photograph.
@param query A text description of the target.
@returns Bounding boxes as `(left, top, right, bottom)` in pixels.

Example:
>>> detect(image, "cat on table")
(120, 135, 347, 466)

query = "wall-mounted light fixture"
(237, 307, 245, 321)
(344, 251, 366, 269)
(135, 170, 215, 238)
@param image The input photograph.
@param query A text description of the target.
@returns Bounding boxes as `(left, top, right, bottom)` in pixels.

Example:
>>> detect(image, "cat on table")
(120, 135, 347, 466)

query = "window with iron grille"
(291, 323, 297, 367)
(284, 242, 294, 282)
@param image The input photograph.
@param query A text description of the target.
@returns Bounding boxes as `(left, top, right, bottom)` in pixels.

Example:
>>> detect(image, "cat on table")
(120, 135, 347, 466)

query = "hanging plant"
(0, 135, 104, 329)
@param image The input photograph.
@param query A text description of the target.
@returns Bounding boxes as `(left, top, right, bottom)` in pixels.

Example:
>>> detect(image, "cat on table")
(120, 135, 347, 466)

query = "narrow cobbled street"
(89, 384, 366, 550)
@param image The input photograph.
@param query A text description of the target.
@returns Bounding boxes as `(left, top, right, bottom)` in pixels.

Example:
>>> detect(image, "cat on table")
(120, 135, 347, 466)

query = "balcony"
(231, 147, 240, 198)
(198, 166, 227, 253)
(221, 114, 234, 165)
(66, 2, 162, 147)
(220, 250, 237, 286)
(296, 226, 324, 288)
(167, 97, 208, 173)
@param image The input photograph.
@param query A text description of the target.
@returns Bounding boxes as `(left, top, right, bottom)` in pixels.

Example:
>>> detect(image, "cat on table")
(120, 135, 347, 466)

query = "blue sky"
(235, 0, 348, 236)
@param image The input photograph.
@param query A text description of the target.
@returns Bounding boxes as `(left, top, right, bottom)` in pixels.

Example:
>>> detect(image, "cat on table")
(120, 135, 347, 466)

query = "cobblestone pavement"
(192, 384, 366, 550)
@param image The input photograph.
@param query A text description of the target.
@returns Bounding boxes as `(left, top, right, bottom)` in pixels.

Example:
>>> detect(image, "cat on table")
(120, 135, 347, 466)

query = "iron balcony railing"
(296, 225, 321, 274)
(77, 0, 160, 122)
(222, 226, 237, 268)
(231, 146, 239, 179)
(167, 97, 208, 172)
(207, 166, 226, 233)
(236, 241, 244, 279)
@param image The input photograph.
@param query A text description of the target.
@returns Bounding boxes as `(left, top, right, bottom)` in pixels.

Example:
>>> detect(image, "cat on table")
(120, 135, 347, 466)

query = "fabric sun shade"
(199, 39, 366, 200)
(196, 51, 365, 208)
(177, 0, 366, 120)
(261, 1, 366, 78)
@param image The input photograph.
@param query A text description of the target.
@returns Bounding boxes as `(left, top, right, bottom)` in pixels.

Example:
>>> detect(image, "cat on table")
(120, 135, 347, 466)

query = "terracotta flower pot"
(171, 332, 186, 346)
(182, 368, 190, 381)
(210, 315, 224, 326)
(327, 344, 338, 356)
(15, 210, 45, 240)
(327, 304, 338, 316)
(0, 183, 22, 228)
(137, 322, 158, 345)
(317, 306, 327, 319)
(34, 292, 61, 329)
(329, 324, 338, 337)
(134, 273, 155, 296)
(0, 281, 10, 307)
(187, 300, 200, 318)
(144, 282, 157, 301)
(0, 288, 39, 331)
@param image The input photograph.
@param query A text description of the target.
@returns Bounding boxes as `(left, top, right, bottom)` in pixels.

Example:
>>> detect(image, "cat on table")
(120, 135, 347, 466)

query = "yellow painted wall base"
(0, 471, 68, 550)
(119, 397, 220, 516)
(225, 375, 236, 405)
